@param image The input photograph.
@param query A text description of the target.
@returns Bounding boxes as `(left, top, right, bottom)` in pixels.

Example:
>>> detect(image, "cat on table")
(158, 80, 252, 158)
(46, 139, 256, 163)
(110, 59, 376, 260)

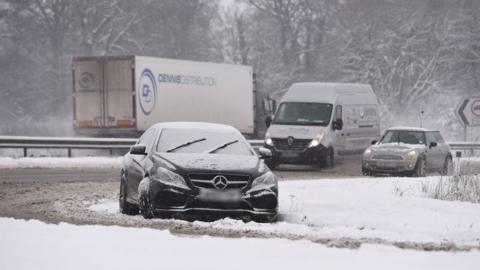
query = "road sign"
(456, 97, 480, 126)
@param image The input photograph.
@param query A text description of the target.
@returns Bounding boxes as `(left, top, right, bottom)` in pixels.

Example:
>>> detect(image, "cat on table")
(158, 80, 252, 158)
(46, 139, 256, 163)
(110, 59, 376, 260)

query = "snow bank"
(0, 157, 123, 169)
(0, 217, 479, 270)
(90, 177, 480, 246)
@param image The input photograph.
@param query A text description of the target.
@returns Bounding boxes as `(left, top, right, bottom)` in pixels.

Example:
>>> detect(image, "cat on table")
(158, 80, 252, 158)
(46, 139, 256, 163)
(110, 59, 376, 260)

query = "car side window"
(138, 128, 157, 152)
(433, 132, 445, 143)
(425, 132, 436, 144)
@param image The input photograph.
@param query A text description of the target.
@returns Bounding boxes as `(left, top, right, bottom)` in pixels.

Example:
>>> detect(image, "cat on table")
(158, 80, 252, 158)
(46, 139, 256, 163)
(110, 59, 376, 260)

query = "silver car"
(362, 127, 452, 177)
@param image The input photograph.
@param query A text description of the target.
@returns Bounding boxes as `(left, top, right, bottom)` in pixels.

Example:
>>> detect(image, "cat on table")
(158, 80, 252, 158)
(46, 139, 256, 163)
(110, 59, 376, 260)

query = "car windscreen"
(379, 130, 426, 145)
(273, 102, 333, 126)
(156, 128, 253, 155)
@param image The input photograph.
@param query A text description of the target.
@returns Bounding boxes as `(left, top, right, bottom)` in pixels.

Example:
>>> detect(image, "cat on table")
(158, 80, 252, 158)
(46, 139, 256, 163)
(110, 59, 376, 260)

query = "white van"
(264, 83, 380, 169)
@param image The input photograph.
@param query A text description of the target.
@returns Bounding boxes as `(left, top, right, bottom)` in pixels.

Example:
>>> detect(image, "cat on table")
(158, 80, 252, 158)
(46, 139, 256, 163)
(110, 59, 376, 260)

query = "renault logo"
(212, 175, 228, 190)
(287, 136, 295, 147)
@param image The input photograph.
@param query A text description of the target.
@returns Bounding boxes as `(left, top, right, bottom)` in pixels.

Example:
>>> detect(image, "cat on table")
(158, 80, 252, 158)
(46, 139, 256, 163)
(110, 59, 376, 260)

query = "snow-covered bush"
(429, 174, 480, 204)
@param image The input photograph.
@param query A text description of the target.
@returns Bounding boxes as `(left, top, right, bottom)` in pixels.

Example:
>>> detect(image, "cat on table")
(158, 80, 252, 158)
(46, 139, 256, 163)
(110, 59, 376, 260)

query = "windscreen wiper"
(206, 140, 239, 154)
(166, 138, 206, 153)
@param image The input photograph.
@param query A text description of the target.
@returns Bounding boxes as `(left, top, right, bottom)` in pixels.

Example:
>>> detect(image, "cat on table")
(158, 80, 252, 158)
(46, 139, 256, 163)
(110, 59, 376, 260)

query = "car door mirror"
(429, 141, 437, 148)
(258, 147, 272, 159)
(265, 116, 272, 128)
(332, 119, 343, 130)
(130, 144, 147, 155)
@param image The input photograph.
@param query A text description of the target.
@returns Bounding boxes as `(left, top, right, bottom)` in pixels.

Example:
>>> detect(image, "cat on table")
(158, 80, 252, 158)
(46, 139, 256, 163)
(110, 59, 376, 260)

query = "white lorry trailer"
(72, 55, 255, 136)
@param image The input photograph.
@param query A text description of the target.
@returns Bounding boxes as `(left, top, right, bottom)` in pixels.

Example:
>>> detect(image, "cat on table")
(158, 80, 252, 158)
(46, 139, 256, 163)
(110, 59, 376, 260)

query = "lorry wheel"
(441, 156, 453, 176)
(138, 180, 154, 219)
(411, 158, 426, 177)
(119, 178, 139, 215)
(362, 167, 373, 176)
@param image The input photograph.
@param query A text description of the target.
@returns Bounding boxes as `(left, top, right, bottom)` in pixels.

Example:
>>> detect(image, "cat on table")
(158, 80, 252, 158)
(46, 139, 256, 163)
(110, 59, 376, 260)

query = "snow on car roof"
(152, 122, 238, 132)
(386, 126, 436, 132)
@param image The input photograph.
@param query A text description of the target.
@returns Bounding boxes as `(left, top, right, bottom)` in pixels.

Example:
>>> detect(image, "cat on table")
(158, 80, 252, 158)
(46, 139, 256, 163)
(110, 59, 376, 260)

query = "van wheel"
(323, 148, 335, 169)
(265, 157, 279, 170)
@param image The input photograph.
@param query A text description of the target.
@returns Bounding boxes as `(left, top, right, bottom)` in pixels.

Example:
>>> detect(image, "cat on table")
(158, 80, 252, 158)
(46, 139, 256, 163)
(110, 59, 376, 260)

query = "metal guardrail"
(0, 136, 477, 157)
(0, 136, 265, 157)
(448, 142, 480, 158)
(447, 142, 480, 150)
(0, 136, 137, 157)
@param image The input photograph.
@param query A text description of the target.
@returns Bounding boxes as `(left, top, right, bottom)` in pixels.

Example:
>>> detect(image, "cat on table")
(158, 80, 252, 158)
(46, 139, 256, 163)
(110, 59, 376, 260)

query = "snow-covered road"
(1, 217, 479, 270)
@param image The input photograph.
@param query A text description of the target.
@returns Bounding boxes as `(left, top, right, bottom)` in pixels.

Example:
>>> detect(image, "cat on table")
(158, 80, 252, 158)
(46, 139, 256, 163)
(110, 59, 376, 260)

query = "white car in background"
(362, 127, 452, 177)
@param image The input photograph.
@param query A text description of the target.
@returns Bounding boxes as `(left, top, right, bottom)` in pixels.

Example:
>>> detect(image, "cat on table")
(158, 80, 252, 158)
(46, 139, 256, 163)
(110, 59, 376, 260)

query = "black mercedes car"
(119, 122, 278, 222)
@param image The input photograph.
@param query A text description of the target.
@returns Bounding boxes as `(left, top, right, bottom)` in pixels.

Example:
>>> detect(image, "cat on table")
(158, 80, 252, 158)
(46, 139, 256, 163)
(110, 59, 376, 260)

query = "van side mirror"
(332, 119, 343, 130)
(429, 141, 437, 148)
(258, 147, 272, 159)
(265, 116, 272, 128)
(371, 140, 378, 145)
(130, 144, 147, 155)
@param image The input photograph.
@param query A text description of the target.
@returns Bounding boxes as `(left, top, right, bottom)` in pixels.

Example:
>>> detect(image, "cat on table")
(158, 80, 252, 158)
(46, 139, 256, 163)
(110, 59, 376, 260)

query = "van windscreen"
(273, 102, 333, 126)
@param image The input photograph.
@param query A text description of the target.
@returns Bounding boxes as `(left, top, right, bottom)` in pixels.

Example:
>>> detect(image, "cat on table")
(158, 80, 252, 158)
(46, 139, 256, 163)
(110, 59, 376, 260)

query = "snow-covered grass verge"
(424, 174, 480, 204)
(89, 177, 480, 247)
(1, 217, 479, 270)
(0, 157, 123, 169)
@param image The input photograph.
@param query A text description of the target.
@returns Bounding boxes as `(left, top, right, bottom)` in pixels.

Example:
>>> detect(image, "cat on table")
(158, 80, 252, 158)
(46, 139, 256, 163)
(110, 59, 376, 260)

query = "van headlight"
(265, 132, 273, 146)
(153, 167, 189, 189)
(251, 171, 276, 190)
(308, 133, 324, 148)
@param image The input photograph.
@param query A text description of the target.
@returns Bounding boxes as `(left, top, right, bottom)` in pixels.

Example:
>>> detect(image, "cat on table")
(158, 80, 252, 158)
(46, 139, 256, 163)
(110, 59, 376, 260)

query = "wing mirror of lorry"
(265, 116, 272, 128)
(130, 144, 147, 155)
(429, 141, 437, 148)
(332, 118, 343, 130)
(258, 147, 272, 159)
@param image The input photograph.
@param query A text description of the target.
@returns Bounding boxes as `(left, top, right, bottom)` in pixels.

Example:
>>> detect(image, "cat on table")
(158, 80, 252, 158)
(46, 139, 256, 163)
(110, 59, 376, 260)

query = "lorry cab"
(264, 83, 380, 169)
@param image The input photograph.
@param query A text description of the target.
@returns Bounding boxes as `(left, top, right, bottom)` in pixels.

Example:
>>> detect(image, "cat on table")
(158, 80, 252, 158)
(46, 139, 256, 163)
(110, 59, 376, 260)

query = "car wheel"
(138, 180, 154, 219)
(119, 177, 139, 215)
(441, 156, 453, 176)
(411, 158, 426, 177)
(324, 148, 335, 169)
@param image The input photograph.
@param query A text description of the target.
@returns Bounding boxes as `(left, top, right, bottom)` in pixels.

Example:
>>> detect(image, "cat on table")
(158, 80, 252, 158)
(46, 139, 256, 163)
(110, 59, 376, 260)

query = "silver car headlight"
(363, 148, 373, 159)
(308, 133, 325, 148)
(405, 150, 417, 162)
(251, 171, 276, 191)
(153, 167, 189, 189)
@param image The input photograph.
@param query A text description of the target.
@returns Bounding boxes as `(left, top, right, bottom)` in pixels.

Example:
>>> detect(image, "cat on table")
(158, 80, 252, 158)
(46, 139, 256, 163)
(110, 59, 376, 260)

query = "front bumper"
(146, 179, 278, 218)
(264, 144, 328, 164)
(362, 159, 417, 173)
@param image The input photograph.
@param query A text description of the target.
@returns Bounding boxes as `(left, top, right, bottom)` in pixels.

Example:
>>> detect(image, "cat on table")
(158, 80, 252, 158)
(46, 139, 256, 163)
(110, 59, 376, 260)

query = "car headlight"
(265, 132, 273, 146)
(153, 167, 189, 189)
(251, 171, 276, 191)
(363, 148, 372, 158)
(308, 133, 324, 148)
(405, 150, 417, 161)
